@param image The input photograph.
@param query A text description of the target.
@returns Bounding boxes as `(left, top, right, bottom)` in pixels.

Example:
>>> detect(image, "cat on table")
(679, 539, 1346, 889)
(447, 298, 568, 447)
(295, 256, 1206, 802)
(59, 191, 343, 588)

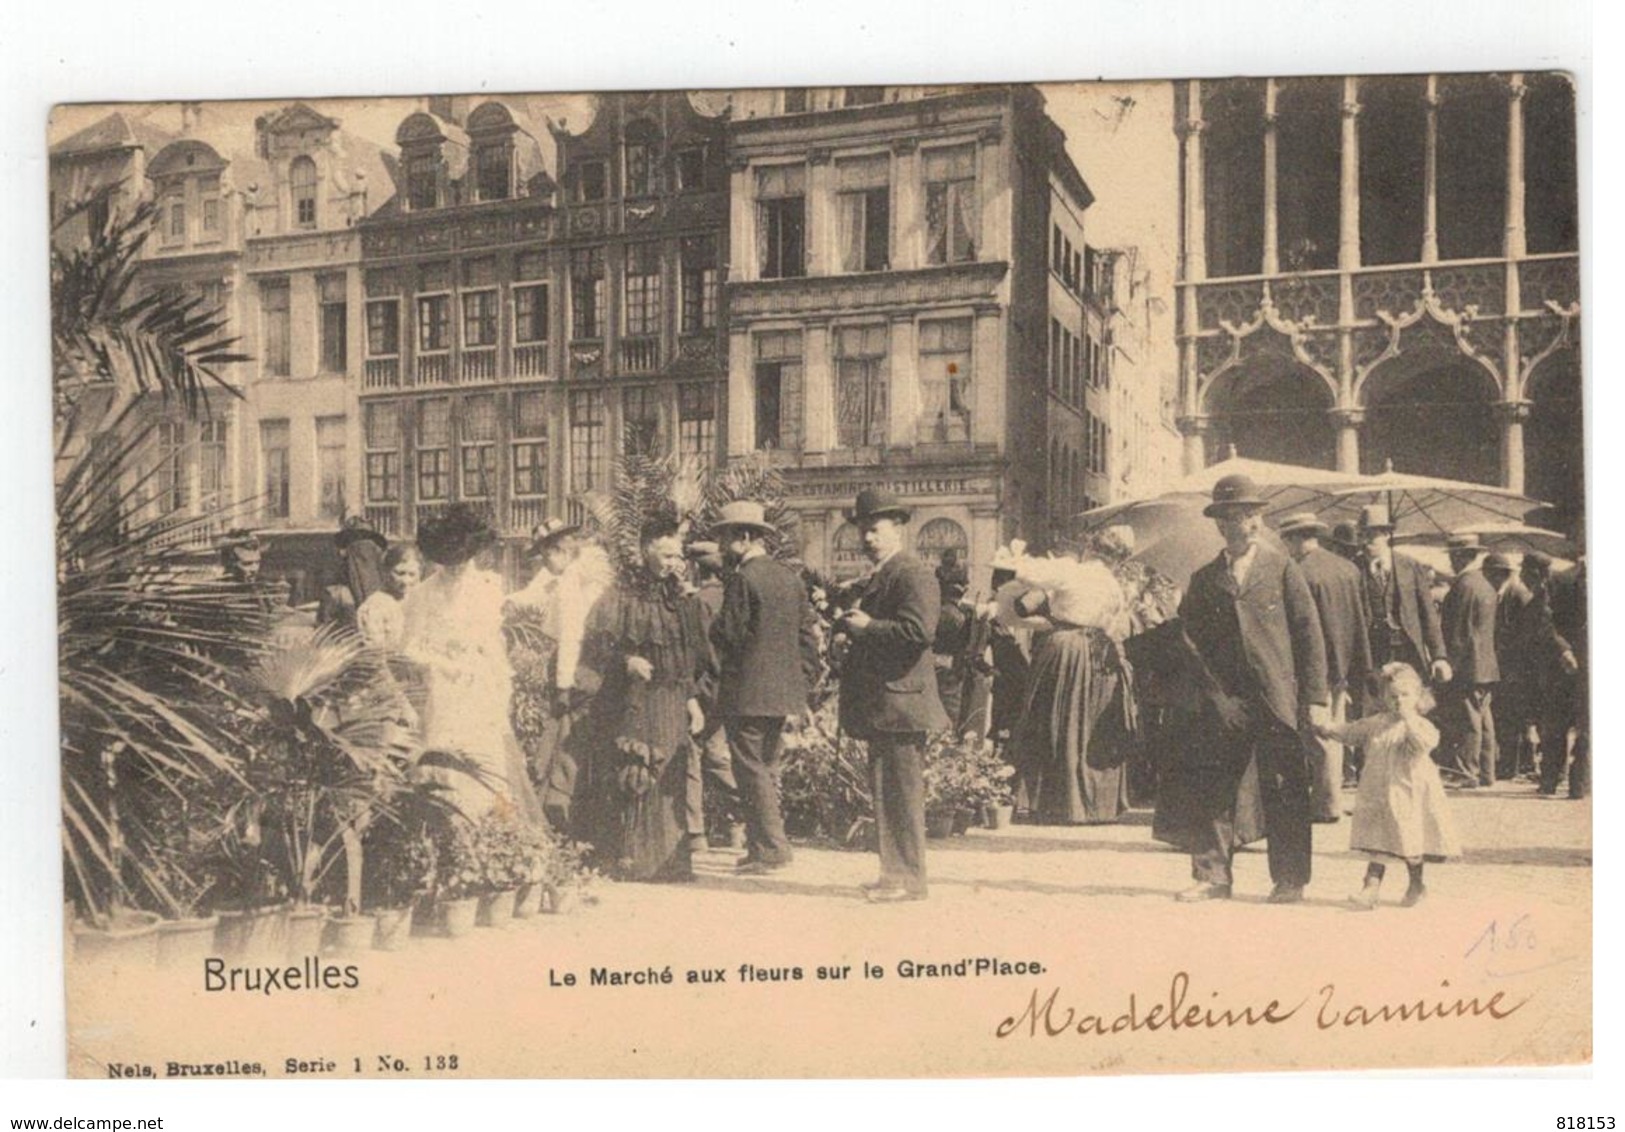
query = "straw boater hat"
(845, 488, 912, 524)
(1446, 532, 1484, 552)
(527, 517, 581, 557)
(710, 500, 777, 537)
(1275, 512, 1330, 539)
(1481, 552, 1516, 574)
(1202, 474, 1267, 518)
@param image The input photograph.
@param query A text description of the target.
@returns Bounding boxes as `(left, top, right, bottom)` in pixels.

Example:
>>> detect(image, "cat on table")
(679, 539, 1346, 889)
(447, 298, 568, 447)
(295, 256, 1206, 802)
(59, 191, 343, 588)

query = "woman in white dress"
(401, 506, 543, 824)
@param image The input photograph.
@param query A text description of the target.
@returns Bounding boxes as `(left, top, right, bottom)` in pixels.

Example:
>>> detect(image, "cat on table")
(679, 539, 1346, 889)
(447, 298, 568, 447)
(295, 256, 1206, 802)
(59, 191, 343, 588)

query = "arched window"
(831, 521, 867, 579)
(290, 156, 318, 228)
(915, 517, 969, 569)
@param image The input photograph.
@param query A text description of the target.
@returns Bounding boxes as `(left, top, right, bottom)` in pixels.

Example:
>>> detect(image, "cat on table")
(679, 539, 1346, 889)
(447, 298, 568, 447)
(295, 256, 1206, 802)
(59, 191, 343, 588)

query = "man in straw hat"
(709, 502, 820, 874)
(1171, 474, 1329, 905)
(1277, 512, 1372, 820)
(835, 489, 949, 902)
(1439, 533, 1500, 788)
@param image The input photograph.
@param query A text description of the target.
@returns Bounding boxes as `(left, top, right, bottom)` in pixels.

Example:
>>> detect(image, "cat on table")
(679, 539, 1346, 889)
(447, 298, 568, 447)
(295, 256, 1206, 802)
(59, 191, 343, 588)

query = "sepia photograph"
(41, 64, 1592, 1083)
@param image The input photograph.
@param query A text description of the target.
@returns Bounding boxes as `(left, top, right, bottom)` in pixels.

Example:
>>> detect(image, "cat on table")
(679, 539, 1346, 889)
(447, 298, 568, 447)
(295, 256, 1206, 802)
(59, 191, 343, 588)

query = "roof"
(50, 110, 176, 159)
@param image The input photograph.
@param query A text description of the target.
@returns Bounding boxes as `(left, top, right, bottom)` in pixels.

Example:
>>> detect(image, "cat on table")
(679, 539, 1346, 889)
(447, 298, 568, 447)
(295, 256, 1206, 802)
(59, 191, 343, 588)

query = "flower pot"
(215, 905, 290, 963)
(925, 810, 957, 839)
(985, 803, 1015, 830)
(512, 882, 544, 919)
(372, 905, 416, 952)
(72, 910, 162, 970)
(438, 896, 479, 938)
(543, 884, 578, 915)
(156, 915, 220, 970)
(322, 914, 376, 955)
(410, 894, 440, 938)
(476, 889, 517, 929)
(728, 822, 749, 851)
(286, 906, 329, 959)
(953, 809, 975, 835)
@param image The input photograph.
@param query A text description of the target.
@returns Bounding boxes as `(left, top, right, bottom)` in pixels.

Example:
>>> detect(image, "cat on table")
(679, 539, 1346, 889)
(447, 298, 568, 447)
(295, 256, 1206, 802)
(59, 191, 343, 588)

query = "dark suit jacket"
(1442, 568, 1500, 686)
(1180, 544, 1329, 731)
(1363, 552, 1446, 669)
(1296, 546, 1372, 693)
(711, 554, 819, 718)
(838, 551, 950, 738)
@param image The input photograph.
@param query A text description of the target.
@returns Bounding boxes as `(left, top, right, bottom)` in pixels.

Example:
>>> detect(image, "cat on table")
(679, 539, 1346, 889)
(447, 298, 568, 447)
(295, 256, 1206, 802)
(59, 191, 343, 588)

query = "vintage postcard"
(50, 75, 1588, 1079)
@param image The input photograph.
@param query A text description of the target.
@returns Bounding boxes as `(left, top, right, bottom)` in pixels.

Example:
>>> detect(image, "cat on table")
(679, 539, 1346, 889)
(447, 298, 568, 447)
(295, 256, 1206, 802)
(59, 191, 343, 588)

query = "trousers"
(685, 721, 740, 837)
(1190, 716, 1313, 889)
(869, 732, 928, 895)
(1309, 687, 1351, 821)
(1440, 684, 1497, 786)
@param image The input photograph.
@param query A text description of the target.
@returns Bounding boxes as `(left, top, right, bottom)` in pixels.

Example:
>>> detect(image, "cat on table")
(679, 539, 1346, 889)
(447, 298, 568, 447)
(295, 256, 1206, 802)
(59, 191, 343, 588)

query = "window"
(924, 144, 978, 265)
(835, 325, 889, 449)
(199, 418, 227, 513)
(406, 150, 439, 210)
(417, 294, 451, 352)
(678, 381, 716, 463)
(475, 143, 511, 202)
(624, 242, 661, 337)
(512, 390, 549, 498)
(364, 402, 402, 503)
(366, 299, 400, 356)
(918, 318, 972, 443)
(915, 517, 969, 569)
(1049, 319, 1061, 393)
(261, 280, 290, 376)
(1053, 225, 1065, 275)
(568, 389, 607, 493)
(783, 89, 809, 114)
(200, 175, 221, 236)
(156, 420, 188, 515)
(674, 147, 706, 192)
(260, 419, 291, 519)
(415, 398, 451, 501)
(316, 415, 346, 520)
(836, 154, 890, 273)
(844, 87, 885, 107)
(166, 197, 185, 243)
(318, 275, 347, 373)
(460, 394, 497, 499)
(756, 165, 806, 279)
(570, 247, 605, 339)
(831, 521, 866, 578)
(291, 156, 318, 228)
(573, 160, 607, 203)
(514, 283, 549, 343)
(753, 330, 803, 451)
(680, 237, 718, 333)
(624, 124, 661, 197)
(622, 386, 663, 458)
(462, 290, 498, 348)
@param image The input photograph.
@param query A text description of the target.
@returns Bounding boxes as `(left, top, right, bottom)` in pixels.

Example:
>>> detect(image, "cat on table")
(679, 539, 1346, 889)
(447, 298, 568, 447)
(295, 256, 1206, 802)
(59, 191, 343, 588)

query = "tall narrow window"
(290, 156, 318, 228)
(622, 386, 663, 458)
(260, 419, 291, 519)
(366, 299, 400, 356)
(198, 418, 227, 514)
(836, 154, 891, 273)
(318, 274, 347, 374)
(405, 150, 439, 210)
(417, 293, 451, 352)
(756, 164, 806, 279)
(834, 325, 889, 449)
(475, 143, 511, 202)
(573, 160, 607, 203)
(514, 283, 549, 343)
(753, 330, 803, 451)
(1049, 319, 1061, 393)
(512, 390, 549, 501)
(624, 123, 661, 197)
(200, 175, 221, 237)
(624, 242, 662, 336)
(166, 196, 186, 243)
(919, 318, 973, 443)
(924, 145, 978, 265)
(156, 420, 188, 515)
(680, 236, 718, 333)
(364, 402, 402, 503)
(460, 394, 497, 499)
(568, 389, 607, 493)
(570, 247, 605, 339)
(674, 146, 707, 192)
(462, 290, 498, 347)
(678, 381, 717, 463)
(261, 280, 290, 377)
(315, 415, 347, 520)
(415, 398, 451, 501)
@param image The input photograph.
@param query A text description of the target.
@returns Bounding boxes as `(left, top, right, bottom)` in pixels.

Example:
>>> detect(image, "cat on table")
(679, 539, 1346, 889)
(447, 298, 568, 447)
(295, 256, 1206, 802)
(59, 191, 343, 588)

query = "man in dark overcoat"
(836, 489, 950, 902)
(1278, 512, 1372, 820)
(1173, 475, 1329, 904)
(684, 540, 741, 847)
(1522, 553, 1586, 797)
(1484, 553, 1534, 780)
(1439, 533, 1500, 787)
(1357, 505, 1449, 687)
(710, 503, 820, 874)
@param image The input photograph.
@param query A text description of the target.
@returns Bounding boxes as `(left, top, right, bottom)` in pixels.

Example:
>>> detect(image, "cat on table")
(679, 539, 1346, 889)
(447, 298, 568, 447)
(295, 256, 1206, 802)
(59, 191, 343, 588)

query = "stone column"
(1503, 76, 1528, 407)
(1504, 74, 1528, 260)
(971, 303, 1003, 447)
(1338, 77, 1362, 272)
(1497, 400, 1529, 495)
(1176, 85, 1207, 476)
(1331, 407, 1364, 474)
(1422, 75, 1440, 264)
(1262, 78, 1280, 276)
(887, 314, 919, 448)
(1177, 415, 1209, 475)
(802, 318, 833, 454)
(728, 159, 755, 281)
(726, 326, 753, 455)
(891, 138, 921, 271)
(806, 148, 833, 277)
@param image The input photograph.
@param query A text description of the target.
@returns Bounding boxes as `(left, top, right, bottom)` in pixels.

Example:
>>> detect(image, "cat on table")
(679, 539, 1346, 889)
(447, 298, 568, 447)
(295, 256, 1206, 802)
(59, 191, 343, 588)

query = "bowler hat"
(1446, 532, 1484, 552)
(1358, 504, 1394, 533)
(1276, 512, 1330, 539)
(1330, 521, 1361, 550)
(1202, 474, 1267, 517)
(1482, 552, 1516, 573)
(1522, 551, 1554, 574)
(527, 517, 582, 557)
(846, 488, 911, 525)
(711, 500, 777, 537)
(335, 516, 388, 552)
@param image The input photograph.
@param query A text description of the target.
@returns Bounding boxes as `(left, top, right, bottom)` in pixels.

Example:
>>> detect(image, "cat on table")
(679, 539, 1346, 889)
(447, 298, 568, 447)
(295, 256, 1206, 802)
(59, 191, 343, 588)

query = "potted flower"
(512, 822, 553, 919)
(429, 819, 482, 938)
(471, 811, 527, 929)
(542, 838, 593, 914)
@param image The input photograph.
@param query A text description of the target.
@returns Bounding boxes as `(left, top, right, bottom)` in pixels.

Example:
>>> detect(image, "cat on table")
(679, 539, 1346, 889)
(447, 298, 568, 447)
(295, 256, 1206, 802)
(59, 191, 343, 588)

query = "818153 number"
(1557, 1119, 1614, 1129)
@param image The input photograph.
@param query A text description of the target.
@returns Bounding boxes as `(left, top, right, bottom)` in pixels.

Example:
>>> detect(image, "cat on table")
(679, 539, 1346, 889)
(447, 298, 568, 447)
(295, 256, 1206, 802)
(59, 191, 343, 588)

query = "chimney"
(427, 95, 471, 125)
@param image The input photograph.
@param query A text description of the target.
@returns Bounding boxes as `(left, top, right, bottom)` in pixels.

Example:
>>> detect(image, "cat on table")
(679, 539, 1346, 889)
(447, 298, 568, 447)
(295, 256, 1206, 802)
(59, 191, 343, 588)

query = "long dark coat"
(1296, 545, 1373, 693)
(1442, 568, 1501, 686)
(711, 553, 820, 719)
(1363, 552, 1446, 669)
(838, 551, 950, 739)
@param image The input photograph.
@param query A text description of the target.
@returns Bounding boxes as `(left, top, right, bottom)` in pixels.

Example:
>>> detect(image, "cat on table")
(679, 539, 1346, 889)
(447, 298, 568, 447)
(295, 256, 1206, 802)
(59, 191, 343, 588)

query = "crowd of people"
(238, 469, 1585, 911)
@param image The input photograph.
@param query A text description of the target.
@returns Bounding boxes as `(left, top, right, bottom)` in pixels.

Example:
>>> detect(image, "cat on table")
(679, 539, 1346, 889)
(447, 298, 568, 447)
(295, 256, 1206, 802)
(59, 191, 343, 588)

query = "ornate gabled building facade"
(355, 92, 730, 555)
(722, 83, 1104, 576)
(1174, 74, 1582, 529)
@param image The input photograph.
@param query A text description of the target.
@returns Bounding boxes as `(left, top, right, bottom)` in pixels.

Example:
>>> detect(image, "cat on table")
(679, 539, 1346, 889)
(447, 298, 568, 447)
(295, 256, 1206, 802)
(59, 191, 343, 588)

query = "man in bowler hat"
(709, 502, 820, 873)
(1175, 475, 1329, 904)
(1439, 533, 1500, 787)
(1358, 504, 1448, 683)
(837, 489, 949, 901)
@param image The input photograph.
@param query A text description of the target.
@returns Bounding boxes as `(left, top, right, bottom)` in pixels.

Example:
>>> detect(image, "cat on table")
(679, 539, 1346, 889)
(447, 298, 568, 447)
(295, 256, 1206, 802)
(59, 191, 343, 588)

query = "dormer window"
(290, 156, 318, 228)
(200, 175, 221, 237)
(623, 121, 661, 197)
(476, 142, 512, 202)
(405, 150, 439, 211)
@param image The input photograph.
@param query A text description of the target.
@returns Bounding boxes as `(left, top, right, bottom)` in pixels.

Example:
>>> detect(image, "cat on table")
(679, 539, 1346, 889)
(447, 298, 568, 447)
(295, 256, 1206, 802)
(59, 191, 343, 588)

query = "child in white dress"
(1314, 662, 1461, 909)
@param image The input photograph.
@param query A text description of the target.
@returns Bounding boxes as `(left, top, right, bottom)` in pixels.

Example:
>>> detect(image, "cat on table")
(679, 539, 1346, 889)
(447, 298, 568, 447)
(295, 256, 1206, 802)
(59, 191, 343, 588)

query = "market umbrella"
(1295, 471, 1547, 540)
(1399, 522, 1576, 561)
